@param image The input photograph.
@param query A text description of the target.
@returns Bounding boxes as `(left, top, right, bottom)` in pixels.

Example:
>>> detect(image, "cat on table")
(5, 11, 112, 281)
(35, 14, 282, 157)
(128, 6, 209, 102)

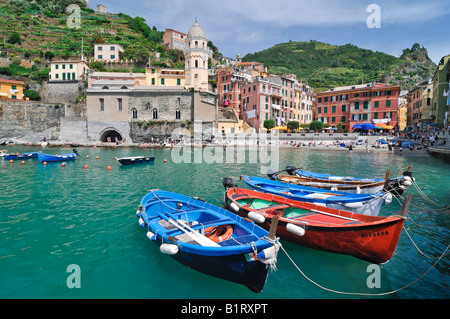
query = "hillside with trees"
(0, 0, 184, 82)
(243, 40, 436, 91)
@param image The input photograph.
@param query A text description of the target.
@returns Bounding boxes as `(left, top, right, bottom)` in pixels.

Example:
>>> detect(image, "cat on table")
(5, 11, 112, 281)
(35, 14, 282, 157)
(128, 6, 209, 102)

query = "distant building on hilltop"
(96, 4, 107, 14)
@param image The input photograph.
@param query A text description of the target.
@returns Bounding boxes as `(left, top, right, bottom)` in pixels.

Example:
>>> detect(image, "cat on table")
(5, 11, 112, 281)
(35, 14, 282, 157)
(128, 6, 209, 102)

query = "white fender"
(286, 223, 305, 237)
(138, 217, 145, 227)
(344, 202, 364, 208)
(247, 211, 265, 224)
(383, 192, 393, 204)
(356, 186, 361, 194)
(230, 202, 240, 212)
(146, 231, 156, 241)
(160, 243, 179, 255)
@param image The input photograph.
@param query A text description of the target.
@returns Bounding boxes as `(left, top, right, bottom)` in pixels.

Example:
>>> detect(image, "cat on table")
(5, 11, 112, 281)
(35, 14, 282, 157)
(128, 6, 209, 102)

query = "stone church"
(65, 20, 218, 144)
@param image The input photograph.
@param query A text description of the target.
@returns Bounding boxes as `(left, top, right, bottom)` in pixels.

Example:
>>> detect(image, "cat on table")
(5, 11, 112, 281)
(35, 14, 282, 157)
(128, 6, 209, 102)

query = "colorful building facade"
(0, 79, 24, 100)
(315, 83, 400, 132)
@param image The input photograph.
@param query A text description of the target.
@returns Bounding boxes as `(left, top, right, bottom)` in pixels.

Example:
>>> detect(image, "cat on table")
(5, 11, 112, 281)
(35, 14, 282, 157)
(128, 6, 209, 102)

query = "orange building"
(0, 79, 24, 100)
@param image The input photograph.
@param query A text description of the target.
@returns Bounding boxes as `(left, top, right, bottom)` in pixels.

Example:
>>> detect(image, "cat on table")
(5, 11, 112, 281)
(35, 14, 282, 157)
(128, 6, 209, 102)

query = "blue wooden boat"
(117, 156, 155, 165)
(38, 151, 78, 162)
(240, 176, 392, 216)
(137, 189, 281, 293)
(3, 151, 38, 160)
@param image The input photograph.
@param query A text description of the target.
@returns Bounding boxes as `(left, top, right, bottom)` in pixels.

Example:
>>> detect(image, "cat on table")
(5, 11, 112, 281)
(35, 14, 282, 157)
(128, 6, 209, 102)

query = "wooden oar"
(268, 215, 279, 240)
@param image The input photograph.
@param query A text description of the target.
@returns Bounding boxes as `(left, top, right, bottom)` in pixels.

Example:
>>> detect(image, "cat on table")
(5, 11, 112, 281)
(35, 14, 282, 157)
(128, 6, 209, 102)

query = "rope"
(280, 241, 450, 297)
(412, 181, 450, 209)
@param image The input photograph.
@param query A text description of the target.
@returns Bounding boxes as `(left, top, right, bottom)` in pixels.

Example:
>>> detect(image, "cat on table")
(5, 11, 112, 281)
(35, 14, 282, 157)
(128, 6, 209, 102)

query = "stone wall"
(0, 100, 64, 142)
(40, 81, 85, 104)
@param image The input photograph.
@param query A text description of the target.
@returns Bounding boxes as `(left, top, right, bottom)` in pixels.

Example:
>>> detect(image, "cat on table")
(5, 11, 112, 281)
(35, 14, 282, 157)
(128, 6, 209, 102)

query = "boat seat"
(258, 204, 289, 212)
(231, 194, 250, 200)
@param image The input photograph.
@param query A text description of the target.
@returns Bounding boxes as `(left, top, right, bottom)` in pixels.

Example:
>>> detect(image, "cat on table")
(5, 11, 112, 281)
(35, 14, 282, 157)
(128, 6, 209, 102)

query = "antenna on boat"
(398, 193, 412, 218)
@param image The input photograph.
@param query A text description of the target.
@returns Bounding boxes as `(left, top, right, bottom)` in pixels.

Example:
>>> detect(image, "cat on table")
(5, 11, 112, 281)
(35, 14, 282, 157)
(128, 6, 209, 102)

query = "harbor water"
(0, 145, 449, 299)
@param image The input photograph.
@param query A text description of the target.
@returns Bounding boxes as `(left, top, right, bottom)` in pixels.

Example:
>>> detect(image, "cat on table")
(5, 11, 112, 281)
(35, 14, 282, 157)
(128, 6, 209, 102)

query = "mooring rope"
(280, 241, 450, 297)
(411, 180, 450, 209)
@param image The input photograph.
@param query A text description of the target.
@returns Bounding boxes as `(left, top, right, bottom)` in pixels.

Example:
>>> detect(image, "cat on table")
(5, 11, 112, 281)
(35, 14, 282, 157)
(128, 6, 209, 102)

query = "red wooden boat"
(224, 187, 411, 264)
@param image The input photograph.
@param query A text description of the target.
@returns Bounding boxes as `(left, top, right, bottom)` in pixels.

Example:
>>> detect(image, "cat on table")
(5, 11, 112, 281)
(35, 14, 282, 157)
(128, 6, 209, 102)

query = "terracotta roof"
(0, 79, 24, 85)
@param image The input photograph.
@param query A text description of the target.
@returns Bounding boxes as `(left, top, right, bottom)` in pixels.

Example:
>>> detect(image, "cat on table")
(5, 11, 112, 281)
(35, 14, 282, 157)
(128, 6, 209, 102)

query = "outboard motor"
(267, 168, 278, 180)
(285, 166, 297, 176)
(73, 149, 79, 156)
(222, 177, 236, 189)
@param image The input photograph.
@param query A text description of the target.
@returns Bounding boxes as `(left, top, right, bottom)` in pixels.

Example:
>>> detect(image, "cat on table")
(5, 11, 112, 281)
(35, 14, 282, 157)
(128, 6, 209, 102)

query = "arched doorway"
(100, 128, 123, 143)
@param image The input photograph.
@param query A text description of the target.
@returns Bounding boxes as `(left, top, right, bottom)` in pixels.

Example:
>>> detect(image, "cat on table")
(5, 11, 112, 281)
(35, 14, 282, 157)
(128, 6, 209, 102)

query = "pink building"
(163, 29, 187, 51)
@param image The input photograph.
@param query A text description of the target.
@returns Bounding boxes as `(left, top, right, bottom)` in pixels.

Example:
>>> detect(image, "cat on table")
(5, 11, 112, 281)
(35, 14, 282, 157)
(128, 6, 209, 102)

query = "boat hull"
(166, 243, 269, 293)
(225, 188, 405, 264)
(117, 156, 155, 165)
(4, 152, 38, 160)
(38, 152, 77, 162)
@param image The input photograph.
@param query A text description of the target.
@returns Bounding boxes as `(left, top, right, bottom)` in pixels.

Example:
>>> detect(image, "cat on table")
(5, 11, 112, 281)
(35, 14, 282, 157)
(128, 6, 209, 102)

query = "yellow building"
(0, 79, 24, 100)
(145, 67, 185, 87)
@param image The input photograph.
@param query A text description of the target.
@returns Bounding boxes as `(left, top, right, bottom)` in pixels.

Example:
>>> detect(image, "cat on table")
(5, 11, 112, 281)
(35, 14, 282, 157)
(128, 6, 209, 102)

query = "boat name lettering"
(361, 230, 389, 238)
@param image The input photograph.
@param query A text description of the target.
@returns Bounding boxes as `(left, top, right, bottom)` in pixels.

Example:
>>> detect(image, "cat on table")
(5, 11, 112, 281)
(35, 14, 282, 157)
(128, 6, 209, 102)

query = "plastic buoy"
(230, 202, 240, 212)
(286, 223, 305, 237)
(248, 211, 265, 224)
(164, 159, 167, 163)
(21, 161, 25, 165)
(84, 165, 89, 169)
(160, 243, 179, 255)
(43, 162, 47, 165)
(61, 163, 66, 167)
(9, 159, 13, 163)
(86, 155, 89, 159)
(96, 156, 99, 159)
(107, 165, 112, 170)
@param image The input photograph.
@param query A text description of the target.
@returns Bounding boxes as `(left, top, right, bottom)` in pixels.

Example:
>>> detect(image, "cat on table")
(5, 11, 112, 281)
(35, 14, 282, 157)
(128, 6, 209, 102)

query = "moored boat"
(137, 189, 281, 293)
(38, 149, 78, 162)
(277, 166, 414, 197)
(238, 176, 392, 216)
(117, 156, 155, 165)
(224, 185, 411, 264)
(3, 151, 38, 160)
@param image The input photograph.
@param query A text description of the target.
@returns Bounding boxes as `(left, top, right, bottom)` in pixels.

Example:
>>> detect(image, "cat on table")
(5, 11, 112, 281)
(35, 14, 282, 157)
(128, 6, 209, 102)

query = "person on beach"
(349, 144, 353, 154)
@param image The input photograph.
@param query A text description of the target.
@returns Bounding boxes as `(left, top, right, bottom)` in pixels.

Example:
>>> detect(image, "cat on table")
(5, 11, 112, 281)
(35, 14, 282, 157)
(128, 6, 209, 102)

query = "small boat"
(117, 156, 155, 165)
(237, 176, 392, 216)
(137, 189, 281, 293)
(0, 149, 9, 157)
(274, 166, 414, 197)
(3, 151, 38, 160)
(38, 149, 79, 162)
(224, 184, 412, 264)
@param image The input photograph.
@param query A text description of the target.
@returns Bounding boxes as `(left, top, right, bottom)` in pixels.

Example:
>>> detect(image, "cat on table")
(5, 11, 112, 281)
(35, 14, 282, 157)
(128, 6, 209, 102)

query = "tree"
(309, 120, 324, 132)
(7, 32, 21, 45)
(287, 121, 299, 131)
(411, 43, 421, 51)
(263, 119, 276, 132)
(24, 89, 41, 101)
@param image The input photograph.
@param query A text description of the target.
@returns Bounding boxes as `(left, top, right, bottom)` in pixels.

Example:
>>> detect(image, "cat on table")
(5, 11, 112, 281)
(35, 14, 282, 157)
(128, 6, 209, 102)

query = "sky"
(88, 0, 450, 64)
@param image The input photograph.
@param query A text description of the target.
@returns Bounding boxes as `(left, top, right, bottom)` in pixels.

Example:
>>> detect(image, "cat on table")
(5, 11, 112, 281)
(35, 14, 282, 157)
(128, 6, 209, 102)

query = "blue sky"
(89, 0, 449, 64)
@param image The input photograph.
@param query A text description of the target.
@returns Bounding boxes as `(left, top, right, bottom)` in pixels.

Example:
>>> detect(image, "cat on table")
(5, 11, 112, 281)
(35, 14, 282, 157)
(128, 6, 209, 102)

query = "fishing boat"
(3, 151, 38, 160)
(238, 176, 392, 216)
(116, 156, 155, 165)
(136, 189, 281, 293)
(224, 184, 412, 264)
(274, 166, 414, 197)
(38, 149, 78, 162)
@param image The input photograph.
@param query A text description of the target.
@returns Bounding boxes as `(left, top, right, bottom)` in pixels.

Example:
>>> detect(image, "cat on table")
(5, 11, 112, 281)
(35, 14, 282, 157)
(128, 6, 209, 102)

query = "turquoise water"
(0, 146, 449, 299)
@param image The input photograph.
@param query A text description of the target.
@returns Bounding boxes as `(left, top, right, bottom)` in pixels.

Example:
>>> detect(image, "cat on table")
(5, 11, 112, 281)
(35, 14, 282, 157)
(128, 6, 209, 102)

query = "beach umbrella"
(352, 124, 363, 129)
(375, 122, 387, 129)
(385, 125, 393, 129)
(273, 126, 287, 131)
(361, 123, 376, 130)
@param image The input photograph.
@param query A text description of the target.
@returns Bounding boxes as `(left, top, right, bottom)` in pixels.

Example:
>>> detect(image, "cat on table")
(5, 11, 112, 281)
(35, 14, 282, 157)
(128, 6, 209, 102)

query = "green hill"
(0, 0, 183, 80)
(243, 40, 436, 91)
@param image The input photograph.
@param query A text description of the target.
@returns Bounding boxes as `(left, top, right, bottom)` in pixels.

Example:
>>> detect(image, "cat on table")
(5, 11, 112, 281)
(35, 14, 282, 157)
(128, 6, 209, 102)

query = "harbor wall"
(0, 100, 64, 143)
